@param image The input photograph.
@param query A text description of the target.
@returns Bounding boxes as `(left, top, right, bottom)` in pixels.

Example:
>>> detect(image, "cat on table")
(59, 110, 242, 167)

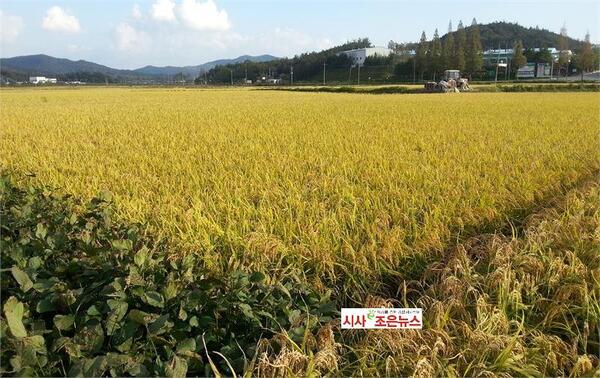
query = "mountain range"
(132, 55, 278, 77)
(0, 54, 279, 82)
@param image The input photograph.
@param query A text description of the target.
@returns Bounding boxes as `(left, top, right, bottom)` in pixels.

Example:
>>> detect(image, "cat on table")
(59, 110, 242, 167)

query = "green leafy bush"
(0, 175, 336, 376)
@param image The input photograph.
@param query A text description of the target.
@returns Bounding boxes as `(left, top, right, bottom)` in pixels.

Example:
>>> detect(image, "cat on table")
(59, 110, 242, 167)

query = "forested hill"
(443, 21, 583, 50)
(203, 38, 372, 84)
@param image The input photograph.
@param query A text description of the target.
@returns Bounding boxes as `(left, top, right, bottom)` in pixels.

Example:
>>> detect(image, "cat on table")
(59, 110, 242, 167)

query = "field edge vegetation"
(0, 173, 337, 377)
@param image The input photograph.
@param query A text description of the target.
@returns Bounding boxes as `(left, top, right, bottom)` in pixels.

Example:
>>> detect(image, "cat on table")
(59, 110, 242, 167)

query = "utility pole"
(505, 42, 509, 81)
(245, 69, 247, 82)
(494, 43, 501, 83)
(230, 69, 233, 86)
(323, 61, 326, 85)
(412, 57, 416, 84)
(290, 66, 294, 85)
(357, 64, 361, 85)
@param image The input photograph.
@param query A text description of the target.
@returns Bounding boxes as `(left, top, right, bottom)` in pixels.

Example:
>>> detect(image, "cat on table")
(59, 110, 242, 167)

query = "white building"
(29, 76, 57, 84)
(339, 47, 392, 67)
(29, 76, 45, 84)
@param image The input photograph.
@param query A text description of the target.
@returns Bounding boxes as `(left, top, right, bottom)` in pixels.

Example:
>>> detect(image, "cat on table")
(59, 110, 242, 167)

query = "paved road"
(565, 71, 600, 81)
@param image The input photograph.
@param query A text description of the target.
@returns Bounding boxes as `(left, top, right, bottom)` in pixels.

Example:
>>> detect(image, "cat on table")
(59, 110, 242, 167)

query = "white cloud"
(105, 5, 332, 67)
(114, 22, 149, 52)
(178, 0, 230, 31)
(152, 0, 176, 22)
(131, 4, 142, 20)
(0, 10, 24, 43)
(42, 6, 81, 33)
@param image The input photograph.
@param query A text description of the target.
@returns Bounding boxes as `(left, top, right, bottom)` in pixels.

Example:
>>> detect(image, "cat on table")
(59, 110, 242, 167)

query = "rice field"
(1, 87, 599, 376)
(1, 89, 598, 283)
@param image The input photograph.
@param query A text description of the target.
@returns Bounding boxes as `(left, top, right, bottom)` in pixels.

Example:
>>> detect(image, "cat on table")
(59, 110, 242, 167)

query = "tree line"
(410, 19, 483, 81)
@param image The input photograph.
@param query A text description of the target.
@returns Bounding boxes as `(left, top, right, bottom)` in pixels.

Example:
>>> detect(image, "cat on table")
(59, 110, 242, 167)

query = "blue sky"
(0, 0, 598, 69)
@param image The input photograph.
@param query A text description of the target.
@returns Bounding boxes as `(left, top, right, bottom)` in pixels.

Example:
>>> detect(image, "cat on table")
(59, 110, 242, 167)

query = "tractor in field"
(424, 70, 471, 93)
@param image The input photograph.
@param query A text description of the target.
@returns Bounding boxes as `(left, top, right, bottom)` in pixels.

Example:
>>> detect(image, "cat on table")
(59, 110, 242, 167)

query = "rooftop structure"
(338, 47, 392, 67)
(29, 76, 57, 84)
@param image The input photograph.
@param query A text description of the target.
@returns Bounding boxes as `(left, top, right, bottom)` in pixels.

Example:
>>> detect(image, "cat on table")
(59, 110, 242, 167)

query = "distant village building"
(29, 76, 57, 84)
(256, 76, 282, 85)
(338, 47, 392, 67)
(482, 47, 573, 79)
(482, 47, 573, 66)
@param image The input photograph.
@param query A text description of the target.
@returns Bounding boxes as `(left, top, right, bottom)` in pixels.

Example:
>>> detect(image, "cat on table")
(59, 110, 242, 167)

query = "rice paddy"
(1, 89, 598, 279)
(1, 87, 598, 375)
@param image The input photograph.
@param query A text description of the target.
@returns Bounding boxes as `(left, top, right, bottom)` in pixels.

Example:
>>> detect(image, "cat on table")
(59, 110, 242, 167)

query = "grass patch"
(266, 86, 416, 94)
(479, 83, 600, 92)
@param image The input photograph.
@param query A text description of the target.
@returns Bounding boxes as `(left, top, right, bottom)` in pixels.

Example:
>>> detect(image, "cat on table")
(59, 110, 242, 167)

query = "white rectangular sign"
(341, 308, 422, 329)
(517, 63, 535, 78)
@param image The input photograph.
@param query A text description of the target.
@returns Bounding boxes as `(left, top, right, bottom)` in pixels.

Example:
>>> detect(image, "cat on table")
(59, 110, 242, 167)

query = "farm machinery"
(424, 70, 471, 93)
